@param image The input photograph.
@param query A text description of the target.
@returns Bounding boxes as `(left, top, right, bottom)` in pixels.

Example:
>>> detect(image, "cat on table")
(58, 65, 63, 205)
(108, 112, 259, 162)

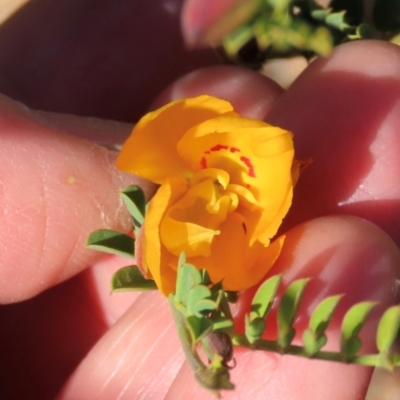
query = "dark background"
(0, 0, 219, 122)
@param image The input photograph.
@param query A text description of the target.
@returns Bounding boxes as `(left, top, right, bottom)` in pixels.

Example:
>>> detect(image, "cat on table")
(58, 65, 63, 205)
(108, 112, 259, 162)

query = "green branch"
(232, 334, 395, 367)
(87, 184, 400, 396)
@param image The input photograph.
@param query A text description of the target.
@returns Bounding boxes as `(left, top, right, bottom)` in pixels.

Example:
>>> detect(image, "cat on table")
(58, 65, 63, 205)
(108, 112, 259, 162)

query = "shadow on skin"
(0, 271, 110, 400)
(269, 65, 400, 246)
(0, 0, 220, 122)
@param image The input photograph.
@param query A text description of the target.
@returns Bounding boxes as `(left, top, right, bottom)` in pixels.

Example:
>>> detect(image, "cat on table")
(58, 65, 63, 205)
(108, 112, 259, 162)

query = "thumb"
(0, 94, 154, 303)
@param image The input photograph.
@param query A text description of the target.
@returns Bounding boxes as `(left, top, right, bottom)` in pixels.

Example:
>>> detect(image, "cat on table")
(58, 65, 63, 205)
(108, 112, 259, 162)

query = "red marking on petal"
(230, 147, 240, 153)
(200, 157, 207, 169)
(204, 151, 211, 154)
(240, 156, 255, 177)
(211, 144, 229, 151)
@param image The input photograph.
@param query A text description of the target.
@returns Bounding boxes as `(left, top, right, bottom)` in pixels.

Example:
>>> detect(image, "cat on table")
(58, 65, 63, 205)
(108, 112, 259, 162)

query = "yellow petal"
(143, 176, 187, 295)
(177, 115, 294, 243)
(190, 212, 285, 291)
(161, 219, 220, 257)
(160, 177, 235, 258)
(116, 95, 237, 184)
(126, 98, 301, 295)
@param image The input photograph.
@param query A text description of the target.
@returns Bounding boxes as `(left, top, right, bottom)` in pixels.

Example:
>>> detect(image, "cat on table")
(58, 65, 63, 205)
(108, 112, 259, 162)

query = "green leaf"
(250, 274, 282, 321)
(341, 301, 377, 340)
(188, 285, 211, 303)
(111, 265, 157, 292)
(277, 278, 310, 350)
(120, 185, 146, 225)
(186, 315, 213, 343)
(178, 252, 187, 268)
(311, 8, 332, 22)
(212, 318, 234, 332)
(267, 0, 291, 13)
(212, 291, 234, 322)
(302, 328, 327, 356)
(301, 294, 343, 356)
(306, 26, 333, 56)
(200, 269, 212, 286)
(245, 315, 266, 344)
(86, 229, 134, 258)
(175, 263, 202, 305)
(340, 301, 377, 359)
(341, 337, 362, 360)
(309, 294, 343, 336)
(192, 300, 217, 318)
(210, 281, 223, 296)
(187, 285, 217, 317)
(325, 11, 351, 31)
(377, 305, 400, 354)
(347, 23, 373, 40)
(222, 24, 255, 56)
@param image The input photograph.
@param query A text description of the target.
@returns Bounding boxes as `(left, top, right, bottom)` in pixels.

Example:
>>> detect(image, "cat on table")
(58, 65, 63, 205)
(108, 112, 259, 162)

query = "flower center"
(159, 168, 244, 258)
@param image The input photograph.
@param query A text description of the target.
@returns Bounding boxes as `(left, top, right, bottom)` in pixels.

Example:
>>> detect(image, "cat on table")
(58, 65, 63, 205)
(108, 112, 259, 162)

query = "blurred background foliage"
(0, 0, 399, 119)
(210, 0, 400, 68)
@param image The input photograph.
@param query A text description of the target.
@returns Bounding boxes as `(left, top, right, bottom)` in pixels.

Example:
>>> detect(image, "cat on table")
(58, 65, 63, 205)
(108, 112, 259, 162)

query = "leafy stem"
(169, 296, 234, 397)
(232, 334, 399, 367)
(87, 184, 400, 396)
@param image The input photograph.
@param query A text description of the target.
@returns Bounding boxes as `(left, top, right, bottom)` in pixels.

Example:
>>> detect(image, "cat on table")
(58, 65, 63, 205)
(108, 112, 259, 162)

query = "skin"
(0, 5, 399, 399)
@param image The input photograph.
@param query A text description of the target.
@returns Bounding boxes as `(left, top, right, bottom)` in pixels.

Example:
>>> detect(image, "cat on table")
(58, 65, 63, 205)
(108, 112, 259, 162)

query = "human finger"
(0, 65, 286, 399)
(57, 216, 400, 400)
(153, 65, 284, 119)
(267, 40, 400, 246)
(0, 95, 155, 304)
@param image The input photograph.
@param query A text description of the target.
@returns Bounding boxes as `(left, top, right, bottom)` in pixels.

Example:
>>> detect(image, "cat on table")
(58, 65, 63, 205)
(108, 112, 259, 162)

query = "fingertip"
(33, 110, 133, 147)
(279, 216, 400, 340)
(0, 96, 155, 303)
(167, 348, 372, 400)
(153, 65, 284, 119)
(238, 215, 400, 348)
(57, 292, 184, 400)
(229, 215, 400, 399)
(267, 41, 400, 244)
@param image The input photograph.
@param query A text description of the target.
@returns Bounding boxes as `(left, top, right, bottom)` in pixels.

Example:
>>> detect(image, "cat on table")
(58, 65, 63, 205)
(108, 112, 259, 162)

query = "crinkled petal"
(190, 212, 285, 291)
(116, 95, 237, 184)
(160, 177, 235, 258)
(143, 177, 187, 295)
(177, 115, 294, 243)
(161, 219, 220, 257)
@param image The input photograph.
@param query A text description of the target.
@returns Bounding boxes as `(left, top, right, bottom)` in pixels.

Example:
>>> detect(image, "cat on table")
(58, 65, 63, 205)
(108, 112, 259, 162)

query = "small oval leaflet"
(111, 265, 157, 292)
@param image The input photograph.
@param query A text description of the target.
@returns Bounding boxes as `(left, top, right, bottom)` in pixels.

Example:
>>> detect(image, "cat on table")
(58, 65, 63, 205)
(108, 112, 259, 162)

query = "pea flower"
(116, 95, 299, 295)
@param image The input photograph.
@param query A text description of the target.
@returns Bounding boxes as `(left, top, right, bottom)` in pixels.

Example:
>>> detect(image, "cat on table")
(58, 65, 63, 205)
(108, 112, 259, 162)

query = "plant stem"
(168, 297, 205, 372)
(168, 298, 235, 395)
(232, 334, 392, 367)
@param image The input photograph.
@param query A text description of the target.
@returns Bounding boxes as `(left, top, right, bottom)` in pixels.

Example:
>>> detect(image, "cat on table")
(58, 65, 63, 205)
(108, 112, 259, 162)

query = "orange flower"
(116, 95, 297, 295)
